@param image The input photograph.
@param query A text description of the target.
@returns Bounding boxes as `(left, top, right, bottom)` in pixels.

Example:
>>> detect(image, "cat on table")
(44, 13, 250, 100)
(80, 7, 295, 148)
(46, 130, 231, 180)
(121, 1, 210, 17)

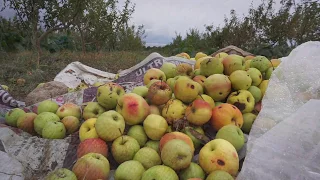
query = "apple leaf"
(189, 128, 210, 144)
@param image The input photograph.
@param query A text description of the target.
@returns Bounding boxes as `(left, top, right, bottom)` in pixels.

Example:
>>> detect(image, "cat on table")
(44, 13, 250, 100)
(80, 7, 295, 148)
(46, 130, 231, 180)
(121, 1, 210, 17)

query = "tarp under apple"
(0, 41, 320, 179)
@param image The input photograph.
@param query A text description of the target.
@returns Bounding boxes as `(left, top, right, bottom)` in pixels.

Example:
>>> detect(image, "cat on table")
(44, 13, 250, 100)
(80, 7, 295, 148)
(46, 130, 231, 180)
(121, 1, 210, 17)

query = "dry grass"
(0, 50, 162, 101)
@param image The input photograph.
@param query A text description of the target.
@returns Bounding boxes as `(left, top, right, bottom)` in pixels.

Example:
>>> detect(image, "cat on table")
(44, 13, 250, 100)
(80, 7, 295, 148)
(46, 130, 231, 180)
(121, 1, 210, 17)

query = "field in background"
(0, 50, 168, 101)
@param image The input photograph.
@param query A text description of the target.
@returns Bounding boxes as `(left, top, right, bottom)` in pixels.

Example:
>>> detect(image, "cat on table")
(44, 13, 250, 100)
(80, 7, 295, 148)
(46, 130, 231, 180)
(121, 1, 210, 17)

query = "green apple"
(203, 74, 231, 102)
(242, 113, 257, 134)
(246, 68, 263, 86)
(115, 160, 145, 180)
(215, 124, 245, 151)
(229, 70, 252, 90)
(82, 102, 105, 120)
(174, 76, 202, 104)
(161, 99, 187, 125)
(199, 139, 239, 176)
(96, 82, 125, 110)
(134, 147, 162, 170)
(61, 116, 80, 134)
(45, 168, 77, 180)
(17, 112, 37, 135)
(72, 153, 110, 180)
(5, 108, 26, 127)
(227, 90, 255, 113)
(42, 121, 66, 139)
(250, 56, 271, 73)
(95, 110, 125, 141)
(160, 62, 177, 79)
(206, 170, 234, 180)
(143, 114, 168, 140)
(248, 86, 262, 103)
(147, 81, 172, 105)
(215, 102, 223, 106)
(1, 84, 9, 91)
(112, 135, 140, 164)
(200, 57, 224, 76)
(161, 139, 193, 171)
(34, 112, 60, 135)
(179, 162, 205, 180)
(144, 140, 160, 154)
(141, 165, 179, 180)
(144, 68, 166, 85)
(183, 126, 205, 149)
(128, 125, 148, 147)
(132, 86, 149, 98)
(37, 100, 59, 114)
(56, 103, 81, 119)
(116, 93, 150, 125)
(265, 67, 275, 80)
(79, 118, 99, 142)
(166, 78, 176, 91)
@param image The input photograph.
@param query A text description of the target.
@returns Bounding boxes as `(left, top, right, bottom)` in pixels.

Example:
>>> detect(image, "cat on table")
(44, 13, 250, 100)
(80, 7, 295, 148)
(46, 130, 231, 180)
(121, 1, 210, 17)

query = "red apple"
(77, 138, 108, 159)
(17, 112, 37, 135)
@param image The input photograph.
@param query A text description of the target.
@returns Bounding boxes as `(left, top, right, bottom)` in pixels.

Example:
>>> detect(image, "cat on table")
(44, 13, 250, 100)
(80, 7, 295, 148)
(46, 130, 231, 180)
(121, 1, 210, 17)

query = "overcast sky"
(0, 0, 282, 47)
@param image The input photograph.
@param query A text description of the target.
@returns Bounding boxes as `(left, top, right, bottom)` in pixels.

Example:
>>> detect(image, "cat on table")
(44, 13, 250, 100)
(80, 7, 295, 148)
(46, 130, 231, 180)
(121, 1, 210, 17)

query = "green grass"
(0, 50, 164, 101)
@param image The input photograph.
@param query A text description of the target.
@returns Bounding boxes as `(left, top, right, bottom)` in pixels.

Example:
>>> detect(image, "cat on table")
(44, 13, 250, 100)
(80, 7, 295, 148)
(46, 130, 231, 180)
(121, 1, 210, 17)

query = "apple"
(265, 67, 274, 80)
(141, 165, 179, 180)
(115, 160, 145, 180)
(222, 55, 245, 75)
(176, 63, 193, 76)
(161, 139, 193, 171)
(259, 80, 269, 97)
(45, 168, 77, 180)
(72, 153, 110, 180)
(82, 102, 105, 120)
(112, 135, 140, 164)
(166, 78, 176, 91)
(244, 55, 255, 61)
(159, 132, 195, 153)
(128, 125, 148, 147)
(215, 52, 229, 59)
(144, 140, 160, 154)
(203, 74, 231, 102)
(144, 68, 166, 85)
(1, 84, 9, 91)
(242, 113, 257, 134)
(5, 108, 26, 127)
(56, 103, 81, 119)
(116, 93, 150, 125)
(200, 57, 224, 77)
(183, 126, 205, 149)
(146, 79, 161, 88)
(149, 105, 160, 115)
(229, 70, 252, 90)
(134, 147, 162, 170)
(132, 86, 149, 98)
(248, 86, 262, 103)
(96, 82, 125, 110)
(42, 121, 66, 139)
(246, 68, 263, 86)
(77, 138, 108, 158)
(179, 162, 205, 180)
(195, 56, 211, 70)
(34, 112, 60, 135)
(143, 114, 168, 140)
(206, 170, 234, 180)
(271, 59, 281, 67)
(211, 103, 243, 131)
(37, 100, 59, 114)
(186, 99, 212, 126)
(161, 99, 187, 125)
(199, 139, 239, 176)
(250, 56, 271, 73)
(61, 116, 80, 134)
(196, 94, 215, 109)
(95, 110, 125, 141)
(174, 76, 201, 104)
(79, 118, 99, 142)
(227, 90, 255, 113)
(195, 52, 208, 60)
(160, 62, 177, 79)
(147, 81, 172, 105)
(17, 112, 37, 135)
(216, 124, 245, 151)
(193, 75, 206, 88)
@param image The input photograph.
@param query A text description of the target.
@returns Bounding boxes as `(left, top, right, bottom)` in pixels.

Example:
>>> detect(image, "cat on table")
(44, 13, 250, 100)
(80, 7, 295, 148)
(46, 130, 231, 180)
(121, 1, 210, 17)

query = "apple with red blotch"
(211, 103, 243, 131)
(161, 139, 193, 171)
(159, 131, 195, 153)
(144, 68, 166, 85)
(147, 81, 172, 105)
(186, 99, 212, 126)
(116, 93, 150, 125)
(199, 139, 239, 176)
(204, 74, 231, 102)
(56, 102, 81, 119)
(79, 118, 99, 141)
(72, 153, 110, 180)
(17, 112, 37, 135)
(82, 102, 105, 120)
(45, 168, 77, 180)
(112, 135, 140, 164)
(77, 138, 108, 158)
(61, 116, 80, 134)
(37, 100, 59, 114)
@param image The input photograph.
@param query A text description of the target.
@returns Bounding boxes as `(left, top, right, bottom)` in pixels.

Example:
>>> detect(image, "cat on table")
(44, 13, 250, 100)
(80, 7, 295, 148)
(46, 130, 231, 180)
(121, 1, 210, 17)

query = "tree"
(1, 0, 88, 68)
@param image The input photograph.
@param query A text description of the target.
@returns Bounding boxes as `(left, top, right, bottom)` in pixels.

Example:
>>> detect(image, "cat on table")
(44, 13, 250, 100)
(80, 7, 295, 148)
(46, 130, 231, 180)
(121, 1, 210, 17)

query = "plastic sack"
(237, 41, 320, 180)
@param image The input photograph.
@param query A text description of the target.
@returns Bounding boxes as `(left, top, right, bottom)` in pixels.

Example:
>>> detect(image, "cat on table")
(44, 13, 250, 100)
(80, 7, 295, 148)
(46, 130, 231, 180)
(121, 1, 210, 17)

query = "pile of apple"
(4, 51, 280, 180)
